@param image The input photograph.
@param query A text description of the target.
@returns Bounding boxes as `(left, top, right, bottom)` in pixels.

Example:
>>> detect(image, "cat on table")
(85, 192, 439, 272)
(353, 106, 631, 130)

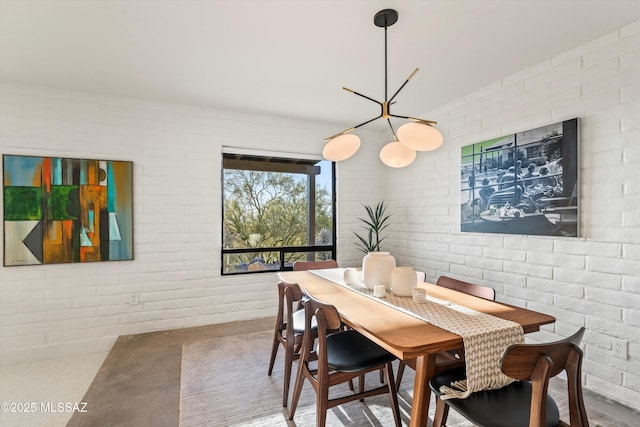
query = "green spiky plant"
(353, 201, 391, 254)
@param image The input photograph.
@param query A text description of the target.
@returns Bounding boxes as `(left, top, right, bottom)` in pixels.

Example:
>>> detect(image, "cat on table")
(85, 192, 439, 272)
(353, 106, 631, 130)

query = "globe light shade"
(323, 133, 361, 161)
(379, 141, 416, 168)
(397, 122, 444, 151)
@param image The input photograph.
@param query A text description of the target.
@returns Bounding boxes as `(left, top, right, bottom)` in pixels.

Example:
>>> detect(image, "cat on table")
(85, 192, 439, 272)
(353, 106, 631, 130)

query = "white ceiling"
(2, 0, 640, 130)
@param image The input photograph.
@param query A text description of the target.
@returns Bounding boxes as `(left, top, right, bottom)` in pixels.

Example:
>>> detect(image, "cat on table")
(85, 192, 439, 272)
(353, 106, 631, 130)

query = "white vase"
(391, 266, 417, 296)
(362, 252, 396, 290)
(343, 268, 361, 286)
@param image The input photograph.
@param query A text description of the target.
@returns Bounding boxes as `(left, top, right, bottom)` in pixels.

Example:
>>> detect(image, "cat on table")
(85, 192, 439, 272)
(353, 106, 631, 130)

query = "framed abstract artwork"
(3, 155, 134, 266)
(460, 118, 579, 237)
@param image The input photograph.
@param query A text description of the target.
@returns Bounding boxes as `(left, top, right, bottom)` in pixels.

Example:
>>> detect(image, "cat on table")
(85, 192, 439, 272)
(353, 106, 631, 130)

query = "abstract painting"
(3, 155, 133, 266)
(460, 118, 579, 237)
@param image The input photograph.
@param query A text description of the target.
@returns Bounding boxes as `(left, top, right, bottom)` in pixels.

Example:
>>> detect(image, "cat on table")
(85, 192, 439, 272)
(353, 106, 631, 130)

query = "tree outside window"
(222, 154, 335, 274)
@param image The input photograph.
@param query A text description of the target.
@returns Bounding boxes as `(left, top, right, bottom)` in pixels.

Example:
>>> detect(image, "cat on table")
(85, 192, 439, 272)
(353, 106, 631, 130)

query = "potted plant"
(354, 201, 396, 290)
(353, 201, 391, 254)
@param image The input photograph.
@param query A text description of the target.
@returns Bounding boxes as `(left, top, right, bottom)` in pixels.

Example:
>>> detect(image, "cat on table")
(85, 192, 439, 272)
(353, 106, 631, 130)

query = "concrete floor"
(0, 352, 107, 427)
(2, 317, 638, 426)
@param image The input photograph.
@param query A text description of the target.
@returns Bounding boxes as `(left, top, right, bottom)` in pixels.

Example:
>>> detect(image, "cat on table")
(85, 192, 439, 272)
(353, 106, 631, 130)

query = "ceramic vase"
(343, 268, 362, 286)
(362, 252, 396, 290)
(391, 266, 417, 296)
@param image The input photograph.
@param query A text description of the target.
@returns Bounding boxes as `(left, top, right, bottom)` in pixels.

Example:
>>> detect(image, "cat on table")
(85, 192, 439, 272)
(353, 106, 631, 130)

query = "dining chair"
(289, 295, 402, 427)
(267, 280, 315, 407)
(435, 275, 496, 300)
(294, 258, 389, 388)
(395, 275, 496, 390)
(290, 260, 371, 390)
(292, 259, 338, 271)
(429, 327, 588, 427)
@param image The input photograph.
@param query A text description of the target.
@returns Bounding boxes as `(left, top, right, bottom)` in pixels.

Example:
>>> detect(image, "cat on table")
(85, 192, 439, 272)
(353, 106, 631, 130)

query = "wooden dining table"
(279, 269, 556, 427)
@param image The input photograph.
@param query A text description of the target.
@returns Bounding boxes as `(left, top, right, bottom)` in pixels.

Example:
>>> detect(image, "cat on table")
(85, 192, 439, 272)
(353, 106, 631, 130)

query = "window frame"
(221, 150, 336, 276)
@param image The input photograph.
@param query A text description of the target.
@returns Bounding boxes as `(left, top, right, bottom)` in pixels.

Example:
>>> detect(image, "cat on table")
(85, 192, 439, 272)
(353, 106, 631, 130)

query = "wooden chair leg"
(396, 361, 406, 391)
(288, 363, 305, 420)
(267, 333, 280, 375)
(385, 362, 402, 427)
(282, 346, 293, 407)
(432, 394, 449, 427)
(317, 383, 329, 427)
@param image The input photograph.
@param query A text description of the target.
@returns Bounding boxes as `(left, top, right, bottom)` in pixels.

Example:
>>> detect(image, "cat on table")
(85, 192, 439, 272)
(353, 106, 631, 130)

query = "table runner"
(309, 268, 524, 400)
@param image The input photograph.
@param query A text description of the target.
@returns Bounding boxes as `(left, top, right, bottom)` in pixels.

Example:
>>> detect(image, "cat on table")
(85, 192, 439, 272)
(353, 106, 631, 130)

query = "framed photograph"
(3, 155, 134, 266)
(460, 118, 578, 237)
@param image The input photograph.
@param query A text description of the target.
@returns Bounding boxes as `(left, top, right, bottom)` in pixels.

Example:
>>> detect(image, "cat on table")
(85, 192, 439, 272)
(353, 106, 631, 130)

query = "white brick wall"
(384, 20, 640, 408)
(0, 84, 383, 365)
(1, 19, 638, 410)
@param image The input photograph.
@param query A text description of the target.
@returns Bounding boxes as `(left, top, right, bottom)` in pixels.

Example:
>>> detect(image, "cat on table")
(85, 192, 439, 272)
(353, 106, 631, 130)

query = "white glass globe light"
(397, 122, 443, 151)
(379, 141, 416, 168)
(323, 134, 361, 161)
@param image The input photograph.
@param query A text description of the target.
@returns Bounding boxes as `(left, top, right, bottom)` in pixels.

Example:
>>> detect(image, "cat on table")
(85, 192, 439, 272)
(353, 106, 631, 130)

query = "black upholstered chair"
(269, 260, 339, 406)
(429, 327, 588, 427)
(289, 295, 402, 427)
(396, 275, 496, 390)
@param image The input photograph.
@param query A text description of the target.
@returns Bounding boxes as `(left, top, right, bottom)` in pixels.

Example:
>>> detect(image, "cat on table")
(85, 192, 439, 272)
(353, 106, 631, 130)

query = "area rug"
(179, 330, 475, 426)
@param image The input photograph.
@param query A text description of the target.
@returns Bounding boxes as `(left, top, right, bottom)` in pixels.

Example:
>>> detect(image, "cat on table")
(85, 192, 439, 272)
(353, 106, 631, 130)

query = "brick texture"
(1, 19, 639, 410)
(380, 21, 640, 408)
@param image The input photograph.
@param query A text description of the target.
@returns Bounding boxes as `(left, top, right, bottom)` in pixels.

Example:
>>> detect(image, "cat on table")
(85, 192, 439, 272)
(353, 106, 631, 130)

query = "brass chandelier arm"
(389, 114, 437, 125)
(343, 86, 383, 107)
(322, 86, 386, 141)
(386, 118, 398, 140)
(323, 113, 383, 142)
(324, 127, 356, 142)
(388, 68, 419, 105)
(354, 114, 385, 129)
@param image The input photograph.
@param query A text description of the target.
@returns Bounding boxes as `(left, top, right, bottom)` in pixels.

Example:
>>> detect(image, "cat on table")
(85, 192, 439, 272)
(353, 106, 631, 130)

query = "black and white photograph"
(460, 118, 579, 237)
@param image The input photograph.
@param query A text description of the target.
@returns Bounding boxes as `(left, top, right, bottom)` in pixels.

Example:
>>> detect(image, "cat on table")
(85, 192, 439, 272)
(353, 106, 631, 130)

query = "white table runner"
(309, 268, 523, 399)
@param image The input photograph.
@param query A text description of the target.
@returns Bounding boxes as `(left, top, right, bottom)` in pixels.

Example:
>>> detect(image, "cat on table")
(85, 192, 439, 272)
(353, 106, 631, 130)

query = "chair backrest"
(500, 327, 584, 380)
(302, 295, 342, 336)
(275, 281, 305, 333)
(300, 295, 342, 378)
(292, 259, 338, 271)
(436, 275, 495, 301)
(500, 327, 588, 427)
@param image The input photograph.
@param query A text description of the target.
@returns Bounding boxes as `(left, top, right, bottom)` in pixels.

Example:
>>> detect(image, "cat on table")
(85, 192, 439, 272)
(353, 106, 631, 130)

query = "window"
(221, 151, 335, 275)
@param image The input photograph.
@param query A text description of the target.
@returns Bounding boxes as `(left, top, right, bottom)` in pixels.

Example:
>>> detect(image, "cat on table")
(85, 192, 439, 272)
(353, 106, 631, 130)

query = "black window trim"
(221, 148, 336, 276)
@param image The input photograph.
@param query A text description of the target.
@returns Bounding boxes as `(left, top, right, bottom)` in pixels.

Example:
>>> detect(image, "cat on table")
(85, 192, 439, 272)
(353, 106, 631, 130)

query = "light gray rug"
(179, 330, 472, 427)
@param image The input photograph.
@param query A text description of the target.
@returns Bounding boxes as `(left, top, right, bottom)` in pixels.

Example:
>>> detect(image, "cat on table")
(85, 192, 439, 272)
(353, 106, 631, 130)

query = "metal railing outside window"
(221, 151, 336, 275)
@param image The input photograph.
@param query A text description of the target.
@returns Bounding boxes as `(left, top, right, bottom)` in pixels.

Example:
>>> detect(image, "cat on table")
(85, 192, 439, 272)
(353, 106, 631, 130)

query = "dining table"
(278, 269, 556, 427)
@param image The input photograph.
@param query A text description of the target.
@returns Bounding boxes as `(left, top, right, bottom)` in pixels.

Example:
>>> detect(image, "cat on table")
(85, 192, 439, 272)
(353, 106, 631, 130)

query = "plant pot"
(362, 252, 396, 290)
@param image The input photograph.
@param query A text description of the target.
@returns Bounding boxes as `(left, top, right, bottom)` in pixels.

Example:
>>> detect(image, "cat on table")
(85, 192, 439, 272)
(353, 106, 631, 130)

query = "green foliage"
(223, 169, 333, 265)
(353, 201, 391, 254)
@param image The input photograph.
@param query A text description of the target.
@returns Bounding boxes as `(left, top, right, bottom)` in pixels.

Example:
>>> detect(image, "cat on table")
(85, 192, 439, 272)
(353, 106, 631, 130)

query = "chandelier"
(323, 9, 444, 168)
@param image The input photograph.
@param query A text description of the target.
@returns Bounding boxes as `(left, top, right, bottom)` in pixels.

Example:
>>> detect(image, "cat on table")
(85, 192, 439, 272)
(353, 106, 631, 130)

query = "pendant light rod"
(384, 19, 389, 101)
